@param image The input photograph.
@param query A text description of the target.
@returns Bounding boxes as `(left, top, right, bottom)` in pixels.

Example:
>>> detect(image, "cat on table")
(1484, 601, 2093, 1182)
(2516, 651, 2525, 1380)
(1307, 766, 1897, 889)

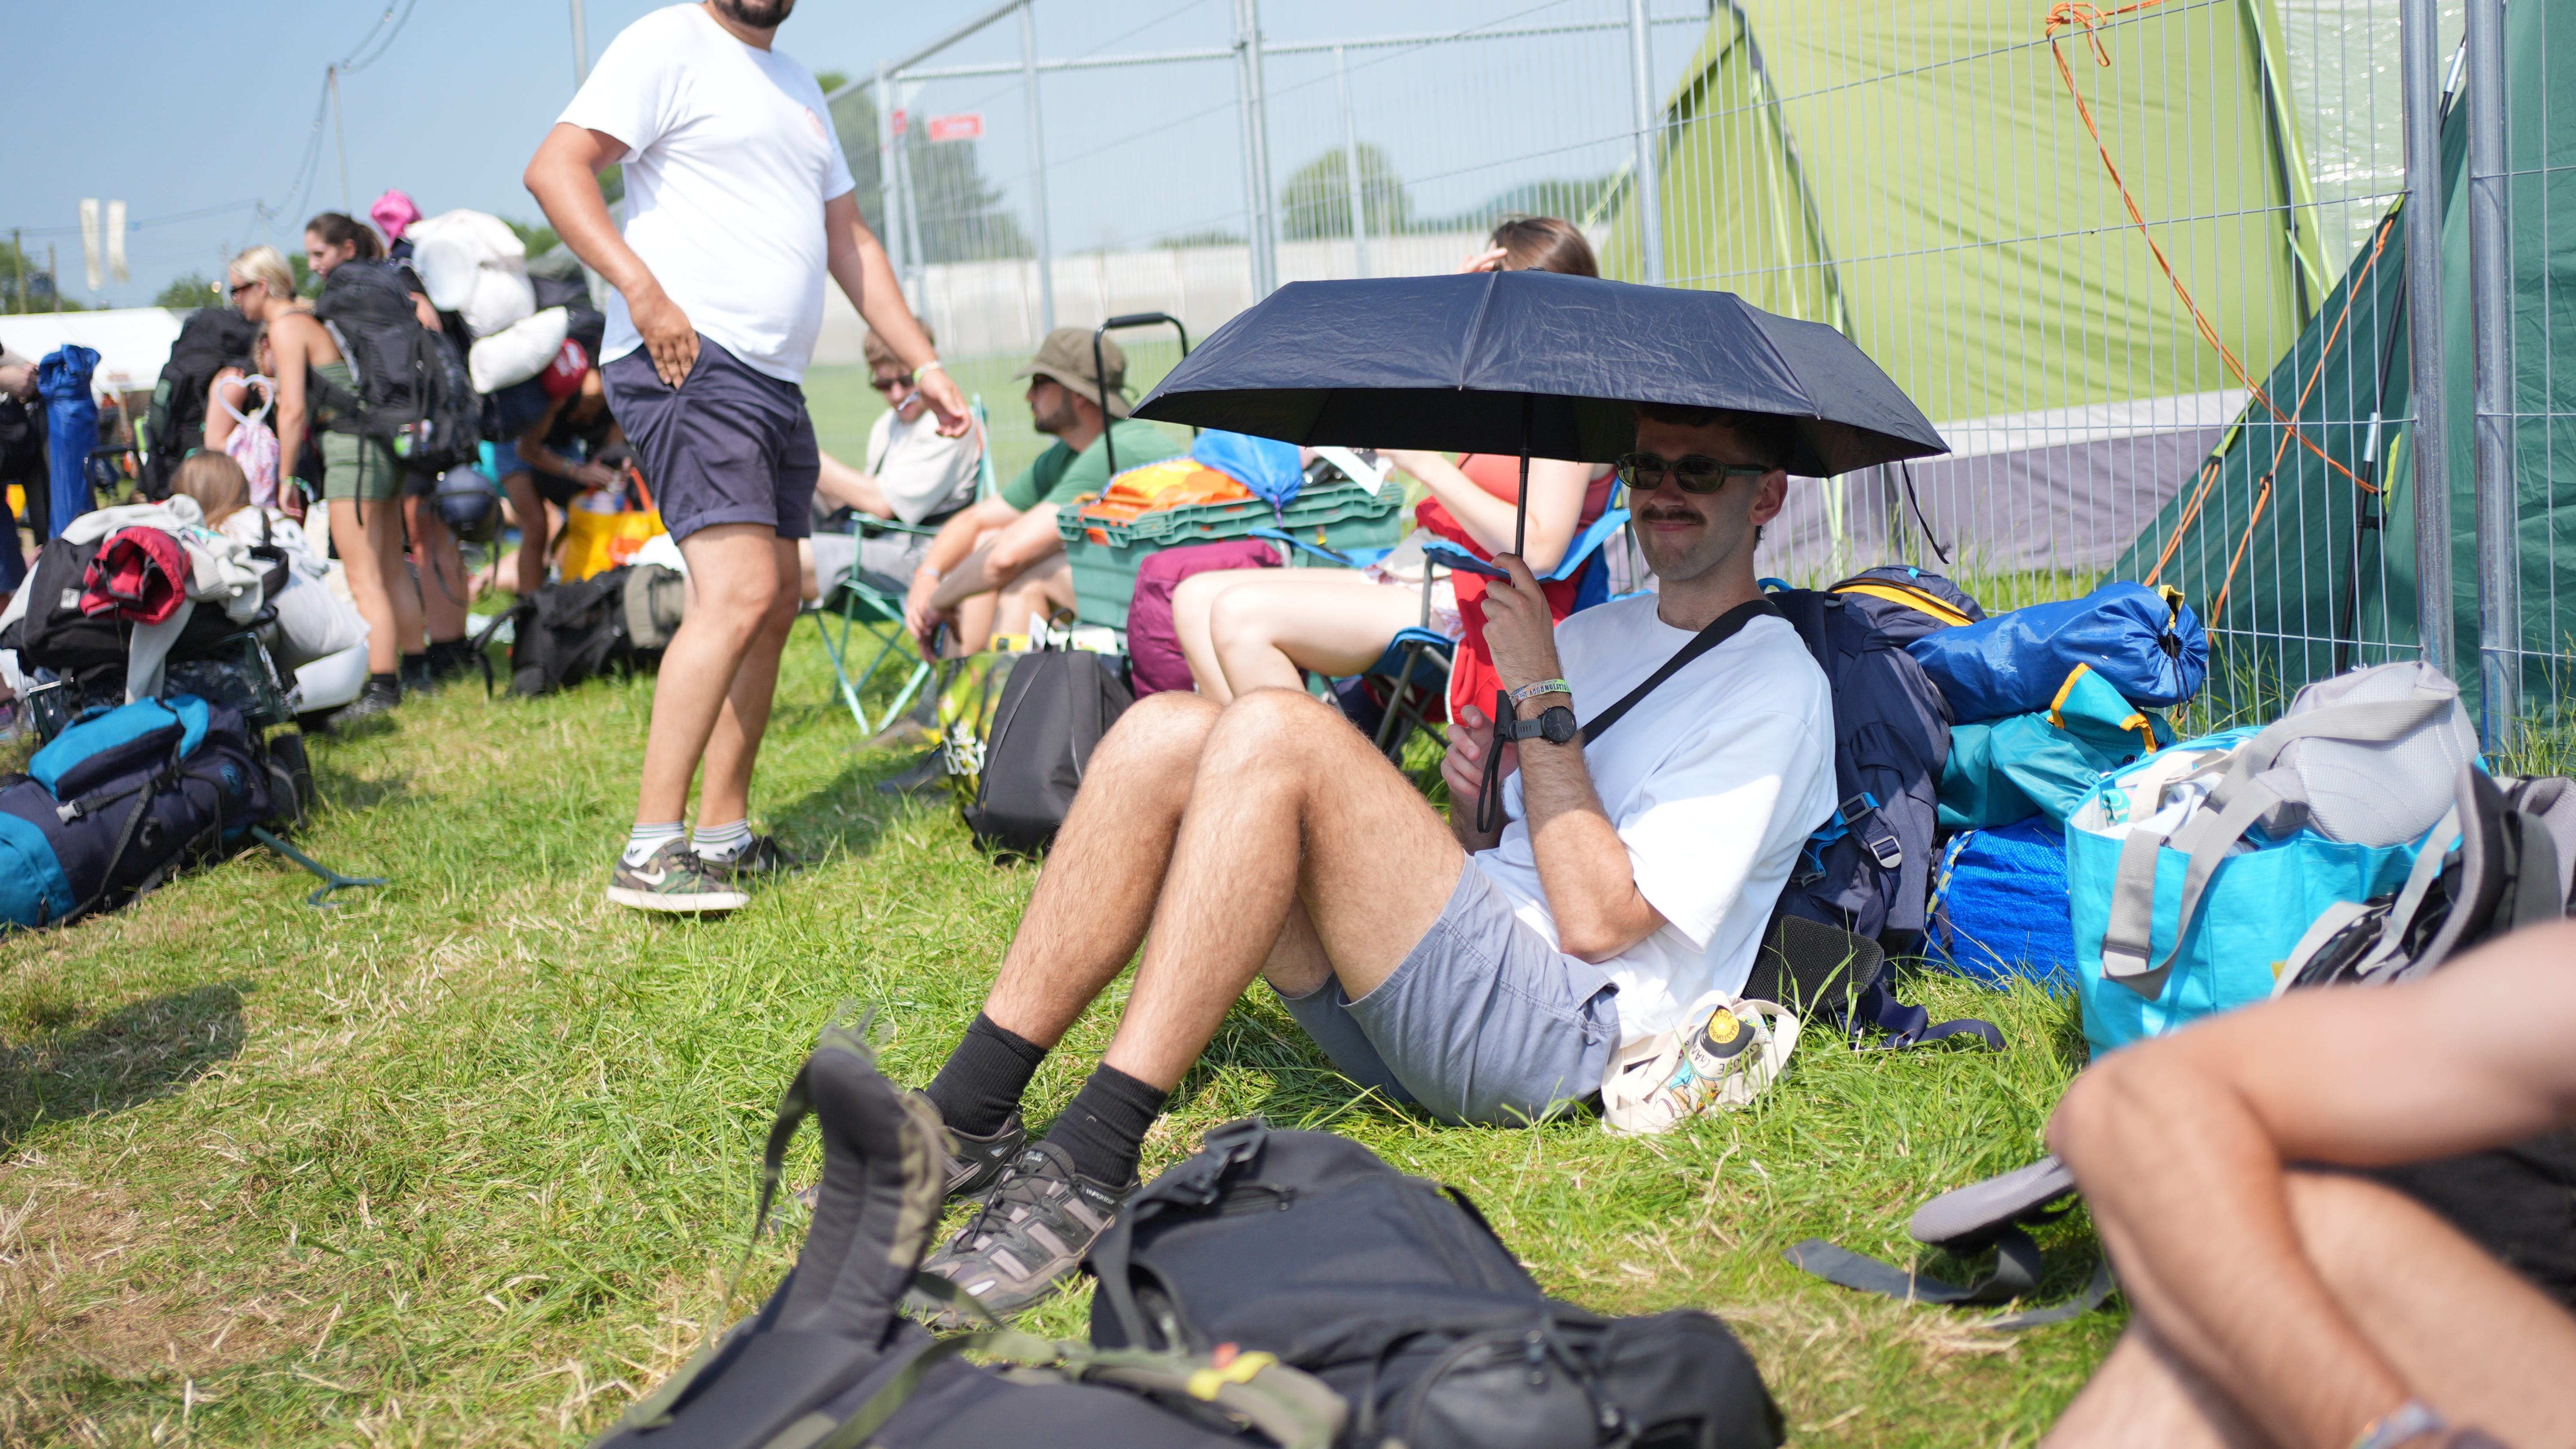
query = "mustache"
(1635, 506, 1705, 522)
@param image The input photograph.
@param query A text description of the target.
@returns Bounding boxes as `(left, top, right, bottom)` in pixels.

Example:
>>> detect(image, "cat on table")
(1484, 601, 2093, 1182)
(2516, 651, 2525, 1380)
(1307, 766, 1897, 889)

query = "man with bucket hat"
(899, 327, 1180, 658)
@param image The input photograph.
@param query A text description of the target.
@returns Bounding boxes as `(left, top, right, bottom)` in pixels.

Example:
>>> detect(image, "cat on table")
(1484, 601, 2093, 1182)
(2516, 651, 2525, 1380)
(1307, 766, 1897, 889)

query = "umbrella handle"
(1511, 394, 1533, 561)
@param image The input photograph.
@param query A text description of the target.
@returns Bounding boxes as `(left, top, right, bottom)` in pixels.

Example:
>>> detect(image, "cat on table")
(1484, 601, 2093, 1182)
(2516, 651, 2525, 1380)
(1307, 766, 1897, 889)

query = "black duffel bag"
(962, 645, 1130, 858)
(1086, 1121, 1785, 1449)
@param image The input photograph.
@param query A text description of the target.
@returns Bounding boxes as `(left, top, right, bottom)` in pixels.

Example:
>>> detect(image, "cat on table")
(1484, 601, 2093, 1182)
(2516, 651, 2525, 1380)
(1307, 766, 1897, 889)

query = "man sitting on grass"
(903, 403, 1837, 1319)
(2046, 919, 2576, 1449)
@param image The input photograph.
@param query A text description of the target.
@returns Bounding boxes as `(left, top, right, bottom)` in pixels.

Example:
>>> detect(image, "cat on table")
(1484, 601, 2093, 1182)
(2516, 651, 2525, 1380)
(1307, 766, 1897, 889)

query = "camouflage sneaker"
(605, 837, 750, 914)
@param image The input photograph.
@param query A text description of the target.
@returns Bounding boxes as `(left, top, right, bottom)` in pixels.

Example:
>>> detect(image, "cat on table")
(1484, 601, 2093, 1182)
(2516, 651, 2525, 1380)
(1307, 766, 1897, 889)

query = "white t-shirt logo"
(805, 108, 826, 141)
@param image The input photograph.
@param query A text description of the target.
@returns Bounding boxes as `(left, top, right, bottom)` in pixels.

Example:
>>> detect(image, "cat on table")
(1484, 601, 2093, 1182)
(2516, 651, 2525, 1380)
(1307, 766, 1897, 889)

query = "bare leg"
(635, 524, 790, 825)
(1171, 569, 1274, 704)
(693, 535, 800, 829)
(404, 495, 470, 639)
(505, 474, 551, 598)
(1101, 688, 1464, 1090)
(2047, 1171, 2576, 1448)
(981, 692, 1222, 1046)
(1208, 572, 1420, 697)
(331, 497, 422, 675)
(991, 552, 1074, 637)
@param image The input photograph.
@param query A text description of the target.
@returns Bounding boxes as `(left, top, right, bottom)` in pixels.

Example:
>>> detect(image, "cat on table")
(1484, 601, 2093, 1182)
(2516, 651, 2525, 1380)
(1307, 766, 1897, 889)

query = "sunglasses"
(869, 372, 915, 393)
(1612, 452, 1774, 494)
(229, 279, 261, 297)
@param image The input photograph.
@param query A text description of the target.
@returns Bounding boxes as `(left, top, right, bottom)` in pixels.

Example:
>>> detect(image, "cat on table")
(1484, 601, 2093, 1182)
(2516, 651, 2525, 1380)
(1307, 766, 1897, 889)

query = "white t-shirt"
(559, 4, 855, 383)
(866, 407, 981, 524)
(1470, 595, 1836, 1044)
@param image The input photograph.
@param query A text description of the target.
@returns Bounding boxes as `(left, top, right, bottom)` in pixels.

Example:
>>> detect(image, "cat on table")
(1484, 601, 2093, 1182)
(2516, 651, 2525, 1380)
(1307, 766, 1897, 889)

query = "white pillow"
(469, 308, 569, 394)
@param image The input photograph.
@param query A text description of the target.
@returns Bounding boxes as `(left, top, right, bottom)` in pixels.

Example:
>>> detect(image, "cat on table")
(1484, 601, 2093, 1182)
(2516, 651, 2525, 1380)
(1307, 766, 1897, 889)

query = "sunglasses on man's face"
(1613, 453, 1774, 494)
(869, 372, 915, 393)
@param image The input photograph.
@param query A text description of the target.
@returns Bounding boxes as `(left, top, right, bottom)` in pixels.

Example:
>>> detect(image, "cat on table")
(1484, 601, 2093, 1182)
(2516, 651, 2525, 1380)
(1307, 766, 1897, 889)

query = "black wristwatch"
(1499, 704, 1579, 746)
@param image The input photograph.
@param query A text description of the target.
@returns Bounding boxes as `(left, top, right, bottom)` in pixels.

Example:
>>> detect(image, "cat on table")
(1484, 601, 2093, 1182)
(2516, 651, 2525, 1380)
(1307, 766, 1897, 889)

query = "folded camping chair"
(809, 398, 996, 736)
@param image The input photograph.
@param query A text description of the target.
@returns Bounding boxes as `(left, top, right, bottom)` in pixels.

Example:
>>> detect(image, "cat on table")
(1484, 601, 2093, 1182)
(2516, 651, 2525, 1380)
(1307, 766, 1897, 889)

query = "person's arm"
(270, 319, 312, 487)
(822, 191, 967, 436)
(2050, 920, 2576, 1449)
(1381, 450, 1592, 574)
(525, 123, 699, 389)
(518, 397, 618, 491)
(817, 449, 893, 518)
(204, 369, 244, 452)
(903, 497, 1022, 645)
(1440, 700, 1512, 853)
(930, 503, 1060, 609)
(1472, 555, 1665, 960)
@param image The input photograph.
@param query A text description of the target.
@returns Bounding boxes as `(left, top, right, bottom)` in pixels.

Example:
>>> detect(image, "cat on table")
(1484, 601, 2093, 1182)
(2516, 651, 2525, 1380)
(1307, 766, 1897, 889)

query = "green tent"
(1598, 0, 2331, 580)
(2116, 0, 2576, 722)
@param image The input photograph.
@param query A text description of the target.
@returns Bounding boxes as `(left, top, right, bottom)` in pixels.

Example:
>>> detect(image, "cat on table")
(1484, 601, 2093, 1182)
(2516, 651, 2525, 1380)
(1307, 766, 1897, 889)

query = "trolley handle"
(1093, 312, 1192, 479)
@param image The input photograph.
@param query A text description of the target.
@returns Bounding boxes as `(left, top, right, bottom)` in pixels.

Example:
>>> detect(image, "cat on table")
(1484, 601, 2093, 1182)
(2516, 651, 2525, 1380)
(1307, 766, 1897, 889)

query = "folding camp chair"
(809, 397, 997, 736)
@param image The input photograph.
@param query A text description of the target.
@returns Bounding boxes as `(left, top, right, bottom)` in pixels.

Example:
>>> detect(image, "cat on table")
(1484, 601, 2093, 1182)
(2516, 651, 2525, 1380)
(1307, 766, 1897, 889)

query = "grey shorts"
(1277, 862, 1620, 1126)
(603, 340, 817, 544)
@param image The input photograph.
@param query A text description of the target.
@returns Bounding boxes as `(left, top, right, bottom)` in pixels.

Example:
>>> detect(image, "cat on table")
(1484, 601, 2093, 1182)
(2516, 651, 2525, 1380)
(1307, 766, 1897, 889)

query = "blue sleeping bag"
(1906, 581, 2207, 723)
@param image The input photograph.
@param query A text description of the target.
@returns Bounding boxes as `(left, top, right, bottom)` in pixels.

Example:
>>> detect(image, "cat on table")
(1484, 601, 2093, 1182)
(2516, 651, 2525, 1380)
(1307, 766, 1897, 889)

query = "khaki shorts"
(320, 430, 404, 504)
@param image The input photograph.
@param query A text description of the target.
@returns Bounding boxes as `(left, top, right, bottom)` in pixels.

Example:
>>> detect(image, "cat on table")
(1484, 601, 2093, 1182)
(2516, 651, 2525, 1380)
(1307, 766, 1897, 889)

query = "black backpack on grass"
(1084, 1119, 1785, 1449)
(474, 567, 637, 698)
(963, 646, 1131, 859)
(141, 307, 260, 498)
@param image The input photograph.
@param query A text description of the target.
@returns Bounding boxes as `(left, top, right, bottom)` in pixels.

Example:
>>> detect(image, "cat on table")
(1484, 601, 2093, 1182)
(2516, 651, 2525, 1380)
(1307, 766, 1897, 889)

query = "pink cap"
(369, 189, 422, 241)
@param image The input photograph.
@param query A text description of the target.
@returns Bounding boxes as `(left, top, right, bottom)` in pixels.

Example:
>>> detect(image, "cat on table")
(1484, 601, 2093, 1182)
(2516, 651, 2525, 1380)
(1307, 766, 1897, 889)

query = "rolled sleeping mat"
(295, 642, 371, 713)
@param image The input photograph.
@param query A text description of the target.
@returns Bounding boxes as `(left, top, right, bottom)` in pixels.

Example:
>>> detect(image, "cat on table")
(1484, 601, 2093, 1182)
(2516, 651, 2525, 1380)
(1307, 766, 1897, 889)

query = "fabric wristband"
(916, 358, 947, 378)
(1510, 677, 1572, 706)
(2351, 1401, 2445, 1449)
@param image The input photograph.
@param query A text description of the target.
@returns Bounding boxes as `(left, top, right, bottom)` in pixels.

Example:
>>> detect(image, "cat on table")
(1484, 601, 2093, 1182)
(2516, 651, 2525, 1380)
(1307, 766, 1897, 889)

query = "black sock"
(402, 651, 428, 671)
(366, 671, 399, 695)
(925, 1013, 1048, 1137)
(1045, 1064, 1167, 1188)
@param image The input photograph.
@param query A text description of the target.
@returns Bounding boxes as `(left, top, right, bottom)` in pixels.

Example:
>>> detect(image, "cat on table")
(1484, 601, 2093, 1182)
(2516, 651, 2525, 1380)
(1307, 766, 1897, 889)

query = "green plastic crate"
(1058, 480, 1407, 629)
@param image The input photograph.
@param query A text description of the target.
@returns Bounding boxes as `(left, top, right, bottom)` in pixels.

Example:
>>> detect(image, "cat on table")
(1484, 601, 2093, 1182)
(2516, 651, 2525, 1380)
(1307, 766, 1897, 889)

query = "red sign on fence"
(890, 108, 907, 136)
(926, 112, 985, 143)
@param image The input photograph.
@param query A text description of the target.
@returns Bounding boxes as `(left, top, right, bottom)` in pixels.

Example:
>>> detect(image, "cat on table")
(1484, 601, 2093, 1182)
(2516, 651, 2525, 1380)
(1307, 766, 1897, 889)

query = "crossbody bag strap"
(1580, 596, 1779, 747)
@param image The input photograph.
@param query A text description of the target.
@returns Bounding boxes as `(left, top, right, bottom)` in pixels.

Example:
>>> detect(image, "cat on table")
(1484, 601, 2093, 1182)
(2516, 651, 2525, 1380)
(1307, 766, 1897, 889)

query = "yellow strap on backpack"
(1832, 580, 1977, 628)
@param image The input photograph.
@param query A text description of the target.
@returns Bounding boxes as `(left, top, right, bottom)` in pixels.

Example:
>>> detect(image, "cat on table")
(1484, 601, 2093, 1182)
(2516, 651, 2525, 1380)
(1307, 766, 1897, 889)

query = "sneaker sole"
(605, 884, 751, 913)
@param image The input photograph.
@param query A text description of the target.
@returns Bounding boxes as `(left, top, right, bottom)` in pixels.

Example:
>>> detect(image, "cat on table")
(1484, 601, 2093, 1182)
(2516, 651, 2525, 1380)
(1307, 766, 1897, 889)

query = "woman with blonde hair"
(228, 218, 421, 725)
(1170, 216, 1618, 713)
(167, 450, 369, 676)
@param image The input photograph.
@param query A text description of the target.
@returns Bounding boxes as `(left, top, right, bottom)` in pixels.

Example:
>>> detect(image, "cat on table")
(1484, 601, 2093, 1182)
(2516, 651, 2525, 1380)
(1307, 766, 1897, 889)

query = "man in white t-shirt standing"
(526, 0, 969, 914)
(896, 402, 1835, 1322)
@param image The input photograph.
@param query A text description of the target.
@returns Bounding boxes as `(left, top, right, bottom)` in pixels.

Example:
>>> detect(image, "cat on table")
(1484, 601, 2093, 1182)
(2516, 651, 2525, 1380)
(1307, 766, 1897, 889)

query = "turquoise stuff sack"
(1939, 665, 2175, 832)
(2066, 663, 2480, 1053)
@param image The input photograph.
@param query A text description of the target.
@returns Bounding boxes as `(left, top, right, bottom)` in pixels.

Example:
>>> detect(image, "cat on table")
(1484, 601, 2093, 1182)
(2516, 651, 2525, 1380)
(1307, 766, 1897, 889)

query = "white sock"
(623, 821, 685, 868)
(693, 818, 754, 861)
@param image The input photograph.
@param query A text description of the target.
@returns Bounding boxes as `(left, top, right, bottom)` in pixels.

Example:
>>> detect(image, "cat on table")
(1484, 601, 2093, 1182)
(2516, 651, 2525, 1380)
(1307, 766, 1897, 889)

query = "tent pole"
(2466, 0, 2518, 751)
(2399, 0, 2456, 686)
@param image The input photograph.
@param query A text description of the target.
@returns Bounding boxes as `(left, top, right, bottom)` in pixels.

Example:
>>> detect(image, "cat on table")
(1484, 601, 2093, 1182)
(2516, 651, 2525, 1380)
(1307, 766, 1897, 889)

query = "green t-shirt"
(999, 419, 1184, 512)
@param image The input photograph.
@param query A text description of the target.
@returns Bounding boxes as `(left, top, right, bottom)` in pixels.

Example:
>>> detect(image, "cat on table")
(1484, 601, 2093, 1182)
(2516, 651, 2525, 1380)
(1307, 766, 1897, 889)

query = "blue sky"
(6, 1, 1691, 308)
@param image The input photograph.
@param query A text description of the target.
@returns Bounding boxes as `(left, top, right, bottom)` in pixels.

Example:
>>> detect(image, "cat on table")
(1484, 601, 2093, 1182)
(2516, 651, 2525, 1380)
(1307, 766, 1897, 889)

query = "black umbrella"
(1133, 269, 1949, 555)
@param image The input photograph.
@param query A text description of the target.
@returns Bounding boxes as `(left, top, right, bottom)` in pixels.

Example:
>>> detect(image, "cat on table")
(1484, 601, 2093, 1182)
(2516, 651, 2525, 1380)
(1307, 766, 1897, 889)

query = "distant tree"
(156, 273, 220, 310)
(0, 238, 82, 313)
(501, 219, 562, 259)
(1158, 228, 1248, 249)
(1278, 143, 1413, 242)
(1410, 175, 1620, 236)
(818, 70, 1031, 264)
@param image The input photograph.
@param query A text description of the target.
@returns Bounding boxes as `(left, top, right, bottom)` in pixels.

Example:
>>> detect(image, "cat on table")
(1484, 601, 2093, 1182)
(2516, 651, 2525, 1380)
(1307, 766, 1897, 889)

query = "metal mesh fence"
(823, 0, 2560, 726)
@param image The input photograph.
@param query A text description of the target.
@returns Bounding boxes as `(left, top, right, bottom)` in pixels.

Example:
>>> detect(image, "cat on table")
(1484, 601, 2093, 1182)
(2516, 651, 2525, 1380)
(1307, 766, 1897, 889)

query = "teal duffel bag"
(2066, 662, 2478, 1054)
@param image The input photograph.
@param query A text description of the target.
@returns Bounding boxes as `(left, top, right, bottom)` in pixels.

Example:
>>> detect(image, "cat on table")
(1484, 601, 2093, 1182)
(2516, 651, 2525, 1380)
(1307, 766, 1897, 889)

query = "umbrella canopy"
(1131, 270, 1948, 477)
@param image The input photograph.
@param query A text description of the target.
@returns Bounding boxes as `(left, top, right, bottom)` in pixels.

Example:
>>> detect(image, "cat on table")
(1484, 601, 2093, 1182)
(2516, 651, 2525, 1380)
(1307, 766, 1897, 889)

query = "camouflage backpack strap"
(813, 1327, 1346, 1449)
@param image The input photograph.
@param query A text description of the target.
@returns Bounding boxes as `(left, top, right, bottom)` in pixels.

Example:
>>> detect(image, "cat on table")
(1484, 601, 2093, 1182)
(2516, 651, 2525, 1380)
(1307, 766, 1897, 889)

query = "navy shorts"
(1275, 862, 1620, 1126)
(602, 340, 817, 543)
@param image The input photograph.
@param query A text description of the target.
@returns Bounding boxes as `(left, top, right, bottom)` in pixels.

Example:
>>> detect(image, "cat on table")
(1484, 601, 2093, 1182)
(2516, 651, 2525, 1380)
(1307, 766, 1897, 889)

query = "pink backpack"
(220, 374, 281, 507)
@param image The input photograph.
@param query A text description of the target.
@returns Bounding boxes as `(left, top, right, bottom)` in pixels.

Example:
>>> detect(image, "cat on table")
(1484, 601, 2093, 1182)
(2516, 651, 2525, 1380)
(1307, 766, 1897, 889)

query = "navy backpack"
(0, 694, 282, 930)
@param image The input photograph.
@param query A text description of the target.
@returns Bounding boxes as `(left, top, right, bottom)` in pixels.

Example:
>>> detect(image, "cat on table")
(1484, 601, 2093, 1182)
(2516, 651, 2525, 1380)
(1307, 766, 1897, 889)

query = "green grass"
(0, 633, 2116, 1447)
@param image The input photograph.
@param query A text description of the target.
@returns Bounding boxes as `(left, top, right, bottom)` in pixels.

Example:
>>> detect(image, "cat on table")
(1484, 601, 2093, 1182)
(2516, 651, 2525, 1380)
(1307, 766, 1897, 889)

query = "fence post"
(896, 76, 930, 311)
(875, 63, 908, 286)
(1233, 0, 1278, 297)
(1020, 0, 1056, 334)
(2466, 0, 2518, 749)
(1336, 45, 1370, 280)
(1625, 0, 1664, 285)
(2400, 0, 2454, 684)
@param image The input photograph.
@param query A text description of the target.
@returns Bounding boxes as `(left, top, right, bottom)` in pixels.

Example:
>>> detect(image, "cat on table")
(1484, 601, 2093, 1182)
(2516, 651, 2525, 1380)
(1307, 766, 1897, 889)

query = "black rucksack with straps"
(473, 568, 641, 698)
(310, 259, 480, 472)
(140, 307, 261, 498)
(963, 647, 1132, 859)
(1084, 1120, 1785, 1449)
